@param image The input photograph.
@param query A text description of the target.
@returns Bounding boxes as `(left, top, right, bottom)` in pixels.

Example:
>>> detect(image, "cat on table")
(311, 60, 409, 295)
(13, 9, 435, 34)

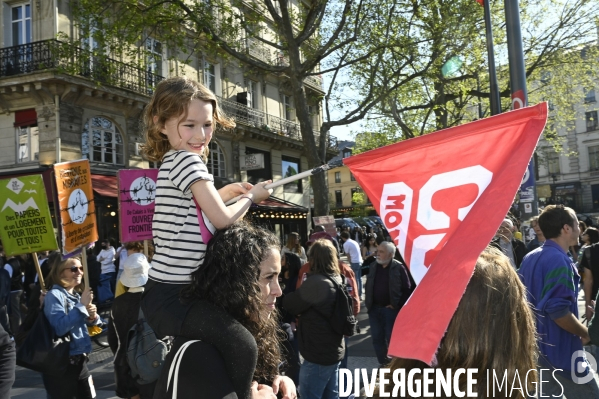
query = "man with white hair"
(364, 241, 415, 367)
(492, 218, 527, 269)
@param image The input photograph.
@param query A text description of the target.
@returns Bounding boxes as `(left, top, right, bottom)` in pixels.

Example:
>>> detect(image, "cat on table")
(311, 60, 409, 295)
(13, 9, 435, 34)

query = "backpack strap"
(167, 340, 200, 399)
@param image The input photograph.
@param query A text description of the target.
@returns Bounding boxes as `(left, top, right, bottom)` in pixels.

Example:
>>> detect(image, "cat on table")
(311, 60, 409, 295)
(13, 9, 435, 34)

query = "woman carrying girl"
(155, 221, 295, 399)
(42, 257, 103, 398)
(140, 76, 272, 398)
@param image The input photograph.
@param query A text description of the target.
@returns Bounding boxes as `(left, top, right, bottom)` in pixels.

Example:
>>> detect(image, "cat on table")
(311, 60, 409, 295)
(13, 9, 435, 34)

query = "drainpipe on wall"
(55, 95, 60, 163)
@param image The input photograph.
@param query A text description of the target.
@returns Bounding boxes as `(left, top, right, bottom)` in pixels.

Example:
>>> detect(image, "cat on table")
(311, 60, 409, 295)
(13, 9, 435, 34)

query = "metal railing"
(218, 95, 337, 149)
(246, 39, 271, 64)
(304, 74, 323, 90)
(0, 40, 337, 150)
(0, 40, 165, 96)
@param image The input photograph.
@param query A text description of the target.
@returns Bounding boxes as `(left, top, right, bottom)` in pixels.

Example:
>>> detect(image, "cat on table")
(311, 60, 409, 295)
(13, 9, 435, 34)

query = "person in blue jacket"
(42, 257, 102, 399)
(519, 205, 599, 398)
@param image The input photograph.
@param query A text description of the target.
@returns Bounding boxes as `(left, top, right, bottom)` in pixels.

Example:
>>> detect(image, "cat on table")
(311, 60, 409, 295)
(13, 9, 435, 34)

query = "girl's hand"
(218, 182, 252, 202)
(229, 182, 253, 196)
(248, 180, 273, 203)
(81, 287, 93, 307)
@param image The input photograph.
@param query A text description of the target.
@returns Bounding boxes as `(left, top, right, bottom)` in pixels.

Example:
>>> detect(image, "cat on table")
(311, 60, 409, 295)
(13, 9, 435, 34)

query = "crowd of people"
(2, 76, 599, 399)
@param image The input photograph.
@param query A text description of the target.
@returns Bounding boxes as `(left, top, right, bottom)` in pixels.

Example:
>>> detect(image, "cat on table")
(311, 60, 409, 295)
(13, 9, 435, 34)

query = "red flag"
(343, 103, 547, 364)
(476, 0, 484, 5)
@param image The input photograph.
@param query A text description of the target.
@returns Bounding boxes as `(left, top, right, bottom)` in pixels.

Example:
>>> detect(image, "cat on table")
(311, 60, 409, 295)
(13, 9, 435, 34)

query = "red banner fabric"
(343, 103, 547, 364)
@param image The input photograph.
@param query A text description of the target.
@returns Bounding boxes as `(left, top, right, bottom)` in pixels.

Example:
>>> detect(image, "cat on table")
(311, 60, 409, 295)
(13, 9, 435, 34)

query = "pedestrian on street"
(526, 215, 546, 252)
(519, 205, 599, 397)
(108, 248, 154, 399)
(364, 241, 414, 367)
(0, 321, 15, 399)
(3, 254, 24, 335)
(490, 218, 527, 269)
(284, 239, 345, 399)
(295, 248, 360, 372)
(281, 232, 307, 265)
(42, 257, 103, 398)
(340, 231, 363, 297)
(96, 238, 117, 297)
(115, 243, 128, 282)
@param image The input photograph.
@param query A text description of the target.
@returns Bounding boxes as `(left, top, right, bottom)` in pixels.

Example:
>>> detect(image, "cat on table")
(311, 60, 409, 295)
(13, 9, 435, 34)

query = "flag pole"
(225, 160, 344, 205)
(505, 0, 539, 218)
(482, 0, 501, 116)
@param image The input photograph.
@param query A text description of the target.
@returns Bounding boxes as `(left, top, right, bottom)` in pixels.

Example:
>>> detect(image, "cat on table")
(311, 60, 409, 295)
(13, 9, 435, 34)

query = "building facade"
(0, 0, 334, 245)
(327, 141, 373, 217)
(535, 87, 599, 216)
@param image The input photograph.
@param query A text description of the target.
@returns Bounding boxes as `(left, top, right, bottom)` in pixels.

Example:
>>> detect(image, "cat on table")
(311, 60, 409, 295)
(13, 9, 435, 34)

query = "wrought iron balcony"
(246, 39, 271, 64)
(218, 95, 337, 150)
(304, 74, 323, 91)
(0, 39, 164, 96)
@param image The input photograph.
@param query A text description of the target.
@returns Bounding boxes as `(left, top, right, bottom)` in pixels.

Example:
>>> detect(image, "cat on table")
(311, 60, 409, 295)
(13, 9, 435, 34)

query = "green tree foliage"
(71, 0, 450, 216)
(352, 0, 599, 154)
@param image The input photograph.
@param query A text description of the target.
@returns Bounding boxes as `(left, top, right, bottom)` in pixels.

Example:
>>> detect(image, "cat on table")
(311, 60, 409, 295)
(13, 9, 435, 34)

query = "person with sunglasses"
(41, 257, 102, 398)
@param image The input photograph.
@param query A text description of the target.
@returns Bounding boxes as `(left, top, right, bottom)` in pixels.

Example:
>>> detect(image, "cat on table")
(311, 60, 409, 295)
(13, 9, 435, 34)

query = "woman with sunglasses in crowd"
(42, 257, 103, 398)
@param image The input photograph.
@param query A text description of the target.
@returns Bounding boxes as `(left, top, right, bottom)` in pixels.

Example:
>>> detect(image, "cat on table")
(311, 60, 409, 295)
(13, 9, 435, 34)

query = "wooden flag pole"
(81, 248, 89, 291)
(32, 253, 46, 292)
(143, 240, 149, 258)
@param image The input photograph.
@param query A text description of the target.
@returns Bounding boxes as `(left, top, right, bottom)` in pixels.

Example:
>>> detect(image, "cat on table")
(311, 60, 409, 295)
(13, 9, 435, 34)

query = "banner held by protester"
(0, 175, 58, 257)
(343, 103, 548, 364)
(54, 159, 98, 290)
(118, 169, 159, 243)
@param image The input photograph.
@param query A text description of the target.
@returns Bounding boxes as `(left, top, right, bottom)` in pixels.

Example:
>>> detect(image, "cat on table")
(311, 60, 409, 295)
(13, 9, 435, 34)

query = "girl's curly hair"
(141, 76, 235, 162)
(181, 220, 282, 383)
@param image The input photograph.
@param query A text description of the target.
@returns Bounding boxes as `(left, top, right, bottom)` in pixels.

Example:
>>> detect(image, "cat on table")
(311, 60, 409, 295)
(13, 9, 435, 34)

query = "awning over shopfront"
(91, 174, 118, 197)
(0, 168, 54, 202)
(248, 197, 308, 220)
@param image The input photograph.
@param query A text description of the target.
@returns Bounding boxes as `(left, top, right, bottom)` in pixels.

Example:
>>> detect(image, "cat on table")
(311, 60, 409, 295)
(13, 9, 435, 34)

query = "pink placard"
(118, 169, 159, 243)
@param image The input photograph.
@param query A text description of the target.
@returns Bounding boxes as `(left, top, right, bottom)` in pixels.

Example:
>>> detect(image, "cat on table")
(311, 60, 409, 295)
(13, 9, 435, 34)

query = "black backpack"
(126, 309, 171, 385)
(319, 275, 358, 337)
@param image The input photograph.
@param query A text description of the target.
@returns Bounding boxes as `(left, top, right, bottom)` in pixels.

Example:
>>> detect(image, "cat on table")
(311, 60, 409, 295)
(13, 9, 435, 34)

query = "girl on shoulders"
(140, 77, 272, 399)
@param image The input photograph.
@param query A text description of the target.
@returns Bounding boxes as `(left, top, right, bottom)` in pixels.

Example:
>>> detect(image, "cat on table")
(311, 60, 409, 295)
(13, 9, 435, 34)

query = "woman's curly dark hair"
(181, 220, 282, 383)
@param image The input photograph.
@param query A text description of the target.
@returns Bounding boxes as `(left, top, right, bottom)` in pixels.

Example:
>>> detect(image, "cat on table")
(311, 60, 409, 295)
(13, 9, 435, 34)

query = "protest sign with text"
(0, 175, 58, 256)
(118, 169, 158, 243)
(53, 159, 98, 254)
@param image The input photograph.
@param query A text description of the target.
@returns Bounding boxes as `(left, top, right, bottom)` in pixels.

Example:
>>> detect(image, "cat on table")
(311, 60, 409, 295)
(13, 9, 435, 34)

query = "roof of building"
(330, 140, 355, 164)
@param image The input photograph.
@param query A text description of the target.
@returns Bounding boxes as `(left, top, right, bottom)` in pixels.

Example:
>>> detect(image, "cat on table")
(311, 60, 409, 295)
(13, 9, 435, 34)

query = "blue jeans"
(368, 305, 398, 365)
(299, 360, 340, 399)
(350, 262, 362, 297)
